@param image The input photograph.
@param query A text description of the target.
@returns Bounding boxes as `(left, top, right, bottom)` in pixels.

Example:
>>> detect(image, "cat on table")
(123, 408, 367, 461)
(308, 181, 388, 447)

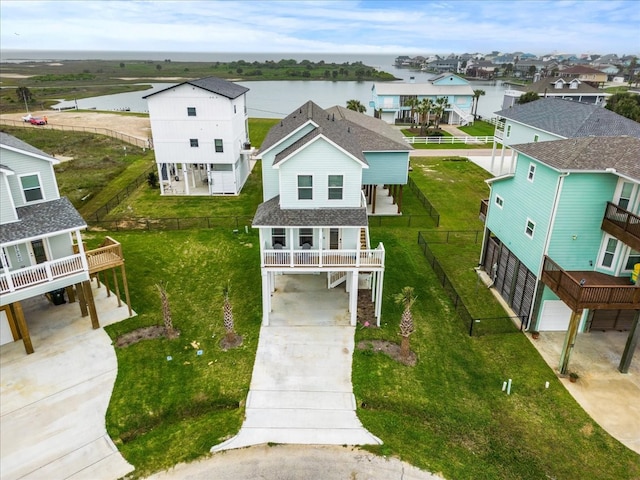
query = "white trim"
(525, 218, 536, 238)
(598, 234, 620, 271)
(258, 119, 319, 157)
(494, 194, 504, 208)
(273, 134, 368, 169)
(18, 172, 45, 204)
(527, 163, 536, 182)
(0, 144, 60, 164)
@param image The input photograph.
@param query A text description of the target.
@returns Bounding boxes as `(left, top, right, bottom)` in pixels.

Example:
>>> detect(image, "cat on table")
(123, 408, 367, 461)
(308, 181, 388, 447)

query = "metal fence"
(0, 118, 151, 149)
(89, 165, 157, 221)
(418, 230, 483, 244)
(407, 177, 440, 226)
(417, 231, 524, 336)
(88, 216, 255, 232)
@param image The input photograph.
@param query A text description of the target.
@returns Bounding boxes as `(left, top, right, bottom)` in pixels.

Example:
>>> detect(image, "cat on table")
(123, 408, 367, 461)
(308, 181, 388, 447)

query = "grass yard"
(458, 120, 496, 137)
(12, 122, 637, 478)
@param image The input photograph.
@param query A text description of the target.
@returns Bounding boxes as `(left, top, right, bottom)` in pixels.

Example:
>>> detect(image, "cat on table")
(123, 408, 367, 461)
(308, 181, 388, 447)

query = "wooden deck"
(541, 256, 640, 311)
(84, 237, 124, 274)
(601, 201, 640, 251)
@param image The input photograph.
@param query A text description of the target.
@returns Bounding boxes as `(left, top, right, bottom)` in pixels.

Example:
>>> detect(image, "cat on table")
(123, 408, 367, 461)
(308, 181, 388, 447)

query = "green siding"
(362, 151, 409, 185)
(548, 173, 618, 270)
(503, 121, 562, 146)
(1, 148, 58, 206)
(486, 153, 558, 274)
(48, 233, 74, 260)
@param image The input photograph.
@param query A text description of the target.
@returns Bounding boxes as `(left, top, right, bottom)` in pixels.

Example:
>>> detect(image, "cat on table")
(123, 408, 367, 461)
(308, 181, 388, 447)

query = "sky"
(1, 0, 639, 56)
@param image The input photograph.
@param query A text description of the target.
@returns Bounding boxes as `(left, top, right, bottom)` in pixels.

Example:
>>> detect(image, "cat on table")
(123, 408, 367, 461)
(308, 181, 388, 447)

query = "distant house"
(556, 65, 608, 88)
(479, 136, 640, 374)
(490, 98, 640, 174)
(144, 77, 253, 196)
(424, 59, 461, 74)
(0, 133, 131, 354)
(502, 77, 610, 110)
(371, 73, 474, 125)
(252, 101, 413, 326)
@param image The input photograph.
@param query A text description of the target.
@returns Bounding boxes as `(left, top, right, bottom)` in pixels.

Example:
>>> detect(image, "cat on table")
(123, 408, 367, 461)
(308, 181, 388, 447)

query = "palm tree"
(415, 98, 434, 135)
(155, 283, 179, 339)
(222, 280, 238, 344)
(394, 286, 416, 361)
(346, 99, 366, 113)
(472, 89, 485, 120)
(433, 96, 451, 128)
(403, 96, 419, 126)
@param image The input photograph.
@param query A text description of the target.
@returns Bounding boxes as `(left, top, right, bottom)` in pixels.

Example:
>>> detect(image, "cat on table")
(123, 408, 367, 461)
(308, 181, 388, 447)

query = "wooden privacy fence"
(0, 118, 151, 149)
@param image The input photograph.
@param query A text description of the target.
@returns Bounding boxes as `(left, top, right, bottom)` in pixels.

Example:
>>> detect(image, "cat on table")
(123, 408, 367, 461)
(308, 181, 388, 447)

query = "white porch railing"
(451, 104, 474, 126)
(0, 254, 85, 294)
(262, 244, 385, 268)
(404, 135, 494, 144)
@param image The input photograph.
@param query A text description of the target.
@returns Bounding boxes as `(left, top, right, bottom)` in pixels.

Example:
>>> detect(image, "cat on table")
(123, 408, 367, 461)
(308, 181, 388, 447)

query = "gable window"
(272, 228, 286, 248)
(299, 228, 313, 247)
(527, 163, 536, 182)
(187, 107, 196, 117)
(20, 174, 43, 202)
(506, 125, 511, 138)
(495, 195, 504, 208)
(298, 175, 313, 200)
(525, 218, 535, 238)
(328, 175, 343, 200)
(533, 134, 539, 142)
(601, 237, 618, 268)
(190, 139, 199, 147)
(214, 139, 223, 153)
(624, 249, 640, 271)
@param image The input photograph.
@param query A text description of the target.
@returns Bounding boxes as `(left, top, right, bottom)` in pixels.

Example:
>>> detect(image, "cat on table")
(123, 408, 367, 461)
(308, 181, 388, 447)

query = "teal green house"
(479, 136, 640, 373)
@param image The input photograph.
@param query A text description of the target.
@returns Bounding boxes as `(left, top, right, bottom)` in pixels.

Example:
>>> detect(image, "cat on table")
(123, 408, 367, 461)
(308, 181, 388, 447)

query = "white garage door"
(538, 300, 572, 331)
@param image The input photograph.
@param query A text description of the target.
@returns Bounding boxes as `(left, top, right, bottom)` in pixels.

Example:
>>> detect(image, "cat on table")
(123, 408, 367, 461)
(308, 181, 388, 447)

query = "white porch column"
(375, 270, 384, 326)
(261, 270, 270, 326)
(490, 141, 497, 174)
(349, 270, 358, 326)
(182, 163, 190, 195)
(75, 230, 89, 272)
(157, 164, 165, 195)
(499, 143, 506, 175)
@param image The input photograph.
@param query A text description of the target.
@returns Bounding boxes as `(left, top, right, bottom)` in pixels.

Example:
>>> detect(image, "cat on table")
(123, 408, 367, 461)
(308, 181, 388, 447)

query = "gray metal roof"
(252, 195, 368, 227)
(0, 197, 87, 244)
(513, 136, 640, 181)
(495, 98, 640, 138)
(143, 76, 249, 100)
(0, 132, 57, 161)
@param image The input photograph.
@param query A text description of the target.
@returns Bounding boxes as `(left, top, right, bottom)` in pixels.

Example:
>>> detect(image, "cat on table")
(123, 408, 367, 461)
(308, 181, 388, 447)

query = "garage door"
(538, 300, 572, 331)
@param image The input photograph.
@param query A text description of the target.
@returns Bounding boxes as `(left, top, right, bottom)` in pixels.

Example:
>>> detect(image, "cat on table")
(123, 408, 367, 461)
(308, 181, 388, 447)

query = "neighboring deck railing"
(541, 256, 640, 310)
(85, 238, 124, 273)
(262, 244, 385, 268)
(479, 198, 489, 222)
(403, 135, 494, 144)
(0, 254, 85, 294)
(601, 201, 640, 251)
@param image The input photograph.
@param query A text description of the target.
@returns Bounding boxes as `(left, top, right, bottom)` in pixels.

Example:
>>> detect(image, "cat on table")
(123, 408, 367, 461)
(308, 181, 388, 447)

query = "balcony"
(84, 237, 125, 274)
(601, 202, 640, 251)
(0, 254, 85, 295)
(262, 244, 385, 269)
(479, 198, 489, 222)
(541, 256, 640, 311)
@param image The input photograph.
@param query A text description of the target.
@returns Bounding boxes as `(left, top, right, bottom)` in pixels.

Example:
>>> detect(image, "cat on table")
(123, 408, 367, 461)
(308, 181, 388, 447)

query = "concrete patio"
(0, 282, 135, 480)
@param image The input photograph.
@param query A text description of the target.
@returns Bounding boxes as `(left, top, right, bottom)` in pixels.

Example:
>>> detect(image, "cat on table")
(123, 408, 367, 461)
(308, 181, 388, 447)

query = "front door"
(30, 240, 47, 264)
(329, 228, 340, 249)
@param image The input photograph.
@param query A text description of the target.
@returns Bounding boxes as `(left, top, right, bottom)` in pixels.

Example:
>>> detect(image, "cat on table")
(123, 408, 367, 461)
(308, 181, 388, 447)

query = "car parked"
(22, 113, 33, 122)
(29, 117, 46, 125)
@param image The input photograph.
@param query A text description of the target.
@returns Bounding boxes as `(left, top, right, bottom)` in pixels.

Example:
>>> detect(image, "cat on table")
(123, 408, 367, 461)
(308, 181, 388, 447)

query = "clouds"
(1, 0, 638, 55)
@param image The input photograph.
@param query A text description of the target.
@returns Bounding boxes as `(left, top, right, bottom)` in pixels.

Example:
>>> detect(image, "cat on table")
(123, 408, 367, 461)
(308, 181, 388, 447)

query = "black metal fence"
(88, 215, 255, 232)
(418, 229, 483, 244)
(368, 213, 438, 228)
(417, 231, 524, 336)
(89, 165, 156, 221)
(407, 177, 440, 226)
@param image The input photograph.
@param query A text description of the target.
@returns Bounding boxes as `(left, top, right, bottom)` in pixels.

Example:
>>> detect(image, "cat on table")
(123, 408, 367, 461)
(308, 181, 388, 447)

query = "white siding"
(277, 138, 363, 209)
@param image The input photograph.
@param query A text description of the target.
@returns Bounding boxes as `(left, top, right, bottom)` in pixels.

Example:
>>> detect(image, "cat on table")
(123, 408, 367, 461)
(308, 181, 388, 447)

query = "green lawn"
(458, 120, 496, 137)
(6, 126, 638, 478)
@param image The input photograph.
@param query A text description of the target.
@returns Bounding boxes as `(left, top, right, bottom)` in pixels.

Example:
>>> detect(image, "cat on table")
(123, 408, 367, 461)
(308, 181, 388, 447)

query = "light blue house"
(479, 136, 640, 373)
(490, 98, 640, 175)
(0, 133, 132, 354)
(253, 101, 411, 326)
(370, 74, 474, 126)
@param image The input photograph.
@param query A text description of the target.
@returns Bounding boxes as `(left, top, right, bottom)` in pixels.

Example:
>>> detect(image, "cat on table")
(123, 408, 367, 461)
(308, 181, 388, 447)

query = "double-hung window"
(20, 174, 44, 202)
(298, 175, 313, 200)
(328, 175, 343, 200)
(525, 218, 535, 238)
(187, 107, 196, 117)
(527, 163, 536, 182)
(272, 228, 286, 247)
(299, 228, 313, 247)
(214, 139, 223, 153)
(601, 237, 618, 268)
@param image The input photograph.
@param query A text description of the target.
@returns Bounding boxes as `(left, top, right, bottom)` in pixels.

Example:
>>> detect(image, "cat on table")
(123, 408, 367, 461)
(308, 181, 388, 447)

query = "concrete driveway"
(0, 283, 134, 480)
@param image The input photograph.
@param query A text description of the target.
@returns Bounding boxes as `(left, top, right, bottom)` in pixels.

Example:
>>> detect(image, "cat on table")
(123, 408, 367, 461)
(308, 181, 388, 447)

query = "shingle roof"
(143, 76, 249, 100)
(252, 195, 368, 227)
(261, 101, 410, 163)
(510, 77, 604, 95)
(373, 82, 474, 96)
(0, 197, 87, 244)
(513, 136, 640, 181)
(495, 98, 640, 138)
(0, 132, 58, 162)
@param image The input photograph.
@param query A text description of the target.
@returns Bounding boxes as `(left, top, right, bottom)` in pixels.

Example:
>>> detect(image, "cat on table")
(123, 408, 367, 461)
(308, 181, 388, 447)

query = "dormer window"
(20, 173, 43, 202)
(554, 80, 564, 89)
(569, 80, 579, 89)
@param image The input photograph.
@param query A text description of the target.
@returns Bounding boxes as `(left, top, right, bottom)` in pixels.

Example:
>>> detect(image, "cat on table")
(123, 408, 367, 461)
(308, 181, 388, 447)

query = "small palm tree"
(155, 283, 178, 339)
(394, 286, 416, 361)
(346, 99, 366, 113)
(433, 96, 451, 128)
(403, 96, 419, 126)
(415, 98, 434, 135)
(222, 280, 237, 344)
(472, 89, 485, 120)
